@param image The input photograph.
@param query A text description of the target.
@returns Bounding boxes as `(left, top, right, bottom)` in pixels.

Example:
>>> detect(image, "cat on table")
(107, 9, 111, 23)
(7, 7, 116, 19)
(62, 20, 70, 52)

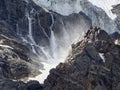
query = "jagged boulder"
(43, 27, 120, 90)
(26, 80, 43, 90)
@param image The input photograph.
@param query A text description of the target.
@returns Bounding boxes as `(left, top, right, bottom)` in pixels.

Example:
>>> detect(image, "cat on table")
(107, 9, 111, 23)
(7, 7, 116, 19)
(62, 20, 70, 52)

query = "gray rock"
(43, 27, 120, 90)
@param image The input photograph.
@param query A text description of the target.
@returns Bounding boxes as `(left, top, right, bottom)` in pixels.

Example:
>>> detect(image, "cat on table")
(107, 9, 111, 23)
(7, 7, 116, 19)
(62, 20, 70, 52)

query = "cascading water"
(49, 13, 57, 59)
(0, 0, 119, 85)
(50, 30, 57, 58)
(26, 12, 36, 45)
(16, 24, 20, 36)
(60, 19, 71, 46)
(28, 12, 90, 83)
(25, 11, 37, 53)
(25, 0, 98, 83)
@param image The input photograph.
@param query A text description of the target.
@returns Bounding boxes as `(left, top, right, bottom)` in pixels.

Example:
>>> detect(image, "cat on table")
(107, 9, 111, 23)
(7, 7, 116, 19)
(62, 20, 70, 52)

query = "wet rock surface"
(43, 27, 120, 90)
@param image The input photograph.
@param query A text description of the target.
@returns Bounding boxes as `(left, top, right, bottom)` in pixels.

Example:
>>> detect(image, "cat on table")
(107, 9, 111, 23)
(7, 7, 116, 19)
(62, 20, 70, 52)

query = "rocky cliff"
(0, 0, 92, 81)
(1, 27, 120, 90)
(43, 27, 120, 90)
(0, 0, 120, 90)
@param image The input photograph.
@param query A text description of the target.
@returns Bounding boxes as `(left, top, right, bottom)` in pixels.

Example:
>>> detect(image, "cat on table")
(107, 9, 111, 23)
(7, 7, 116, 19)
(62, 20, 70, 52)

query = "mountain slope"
(43, 27, 120, 90)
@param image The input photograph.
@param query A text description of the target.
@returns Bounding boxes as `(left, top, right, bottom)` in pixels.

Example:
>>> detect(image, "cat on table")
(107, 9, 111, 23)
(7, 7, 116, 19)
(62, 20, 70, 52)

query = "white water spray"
(49, 13, 57, 59)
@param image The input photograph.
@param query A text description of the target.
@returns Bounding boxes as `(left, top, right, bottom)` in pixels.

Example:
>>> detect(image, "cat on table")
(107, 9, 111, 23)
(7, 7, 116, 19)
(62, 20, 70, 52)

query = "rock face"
(0, 0, 52, 42)
(0, 0, 91, 89)
(0, 0, 92, 57)
(0, 0, 91, 81)
(112, 4, 120, 31)
(0, 0, 120, 90)
(43, 27, 120, 90)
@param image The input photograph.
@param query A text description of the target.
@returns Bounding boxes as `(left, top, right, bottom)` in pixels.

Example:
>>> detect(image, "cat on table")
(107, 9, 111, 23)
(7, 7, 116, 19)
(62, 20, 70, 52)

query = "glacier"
(89, 0, 120, 19)
(32, 0, 120, 19)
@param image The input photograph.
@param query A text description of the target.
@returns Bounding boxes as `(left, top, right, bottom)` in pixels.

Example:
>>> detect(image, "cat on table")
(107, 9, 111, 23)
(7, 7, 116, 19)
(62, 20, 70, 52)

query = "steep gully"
(0, 0, 119, 85)
(27, 0, 120, 83)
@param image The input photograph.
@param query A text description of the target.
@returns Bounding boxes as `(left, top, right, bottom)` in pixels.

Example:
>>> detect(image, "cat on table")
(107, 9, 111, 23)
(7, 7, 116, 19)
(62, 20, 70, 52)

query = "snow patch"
(0, 45, 13, 49)
(115, 39, 120, 45)
(28, 62, 55, 83)
(99, 53, 105, 63)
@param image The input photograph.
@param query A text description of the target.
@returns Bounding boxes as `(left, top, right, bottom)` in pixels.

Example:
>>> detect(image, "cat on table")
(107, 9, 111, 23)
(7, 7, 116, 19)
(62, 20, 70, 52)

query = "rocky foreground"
(1, 27, 120, 90)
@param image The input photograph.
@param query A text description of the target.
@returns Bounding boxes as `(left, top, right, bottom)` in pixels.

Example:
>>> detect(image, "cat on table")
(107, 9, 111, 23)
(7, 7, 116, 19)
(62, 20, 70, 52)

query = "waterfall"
(26, 12, 36, 44)
(25, 11, 37, 54)
(39, 47, 50, 60)
(27, 2, 92, 82)
(16, 24, 20, 35)
(49, 13, 57, 59)
(50, 30, 57, 58)
(20, 0, 120, 84)
(60, 19, 71, 45)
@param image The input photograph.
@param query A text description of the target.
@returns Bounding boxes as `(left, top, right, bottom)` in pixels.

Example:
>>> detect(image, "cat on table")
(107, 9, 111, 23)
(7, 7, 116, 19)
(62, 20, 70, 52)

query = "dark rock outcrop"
(0, 35, 41, 80)
(0, 78, 26, 90)
(43, 27, 120, 90)
(0, 79, 43, 90)
(26, 80, 43, 90)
